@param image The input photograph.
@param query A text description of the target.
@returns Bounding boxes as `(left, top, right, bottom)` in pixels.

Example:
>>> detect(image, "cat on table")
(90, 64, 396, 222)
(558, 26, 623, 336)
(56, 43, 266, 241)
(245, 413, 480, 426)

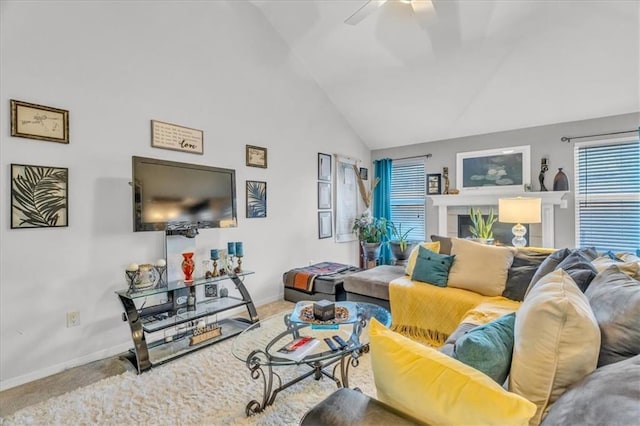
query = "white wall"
(0, 1, 370, 389)
(373, 113, 639, 249)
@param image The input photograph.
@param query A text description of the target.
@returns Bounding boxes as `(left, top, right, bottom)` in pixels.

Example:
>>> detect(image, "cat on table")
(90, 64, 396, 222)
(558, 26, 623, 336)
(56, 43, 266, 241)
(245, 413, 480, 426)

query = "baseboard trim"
(0, 295, 286, 392)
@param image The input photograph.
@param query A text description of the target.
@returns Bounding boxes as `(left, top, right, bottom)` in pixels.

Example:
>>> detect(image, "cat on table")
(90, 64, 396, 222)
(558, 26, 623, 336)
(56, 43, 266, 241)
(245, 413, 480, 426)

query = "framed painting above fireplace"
(456, 145, 530, 193)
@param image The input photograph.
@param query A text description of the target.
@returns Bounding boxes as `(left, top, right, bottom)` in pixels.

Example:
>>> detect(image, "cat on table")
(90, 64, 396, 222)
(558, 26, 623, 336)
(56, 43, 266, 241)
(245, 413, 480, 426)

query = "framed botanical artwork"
(151, 120, 203, 155)
(246, 180, 267, 218)
(359, 167, 368, 180)
(318, 153, 332, 181)
(11, 99, 69, 144)
(318, 182, 332, 209)
(456, 145, 531, 192)
(246, 145, 267, 168)
(427, 173, 442, 195)
(11, 164, 68, 228)
(318, 211, 333, 239)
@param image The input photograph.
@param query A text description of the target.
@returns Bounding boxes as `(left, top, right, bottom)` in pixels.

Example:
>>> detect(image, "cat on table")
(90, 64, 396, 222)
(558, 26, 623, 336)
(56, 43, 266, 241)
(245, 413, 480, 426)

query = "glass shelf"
(142, 296, 249, 333)
(116, 271, 254, 300)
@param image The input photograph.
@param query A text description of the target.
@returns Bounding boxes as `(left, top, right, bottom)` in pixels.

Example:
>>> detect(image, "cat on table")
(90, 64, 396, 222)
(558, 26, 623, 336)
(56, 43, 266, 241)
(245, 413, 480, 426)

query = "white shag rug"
(1, 336, 376, 425)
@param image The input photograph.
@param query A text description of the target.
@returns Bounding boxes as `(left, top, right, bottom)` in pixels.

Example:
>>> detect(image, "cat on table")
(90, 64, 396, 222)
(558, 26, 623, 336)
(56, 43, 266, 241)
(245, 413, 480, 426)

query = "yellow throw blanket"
(389, 276, 520, 347)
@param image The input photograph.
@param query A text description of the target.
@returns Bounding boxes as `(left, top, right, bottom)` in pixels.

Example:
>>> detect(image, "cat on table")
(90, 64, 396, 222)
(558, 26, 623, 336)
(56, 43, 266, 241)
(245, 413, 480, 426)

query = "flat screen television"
(132, 156, 237, 232)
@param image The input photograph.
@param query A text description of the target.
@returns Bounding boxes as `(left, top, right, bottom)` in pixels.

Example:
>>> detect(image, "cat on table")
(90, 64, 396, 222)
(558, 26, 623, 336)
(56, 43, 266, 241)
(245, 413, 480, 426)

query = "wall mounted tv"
(132, 156, 237, 232)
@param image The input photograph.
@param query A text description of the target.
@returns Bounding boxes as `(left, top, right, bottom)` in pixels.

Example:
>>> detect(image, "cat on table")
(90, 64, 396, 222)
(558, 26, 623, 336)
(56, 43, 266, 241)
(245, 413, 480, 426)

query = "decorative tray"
(289, 301, 358, 325)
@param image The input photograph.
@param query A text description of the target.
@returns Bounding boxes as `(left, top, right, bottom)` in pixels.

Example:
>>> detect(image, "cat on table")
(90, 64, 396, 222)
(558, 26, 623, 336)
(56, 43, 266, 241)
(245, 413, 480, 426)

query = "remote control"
(332, 335, 349, 349)
(324, 337, 339, 351)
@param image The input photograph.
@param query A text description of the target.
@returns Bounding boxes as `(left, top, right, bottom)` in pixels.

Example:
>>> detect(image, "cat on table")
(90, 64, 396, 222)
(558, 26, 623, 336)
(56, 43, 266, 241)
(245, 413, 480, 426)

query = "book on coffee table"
(275, 336, 320, 361)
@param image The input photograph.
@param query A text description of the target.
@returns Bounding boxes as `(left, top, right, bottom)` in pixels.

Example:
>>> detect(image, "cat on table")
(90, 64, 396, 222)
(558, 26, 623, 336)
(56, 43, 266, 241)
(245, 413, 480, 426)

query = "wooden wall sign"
(151, 120, 203, 154)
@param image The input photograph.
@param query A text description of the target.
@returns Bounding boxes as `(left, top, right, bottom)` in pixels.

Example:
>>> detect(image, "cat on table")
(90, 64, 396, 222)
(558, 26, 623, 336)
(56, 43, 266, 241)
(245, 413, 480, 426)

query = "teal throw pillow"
(452, 312, 516, 384)
(410, 246, 455, 287)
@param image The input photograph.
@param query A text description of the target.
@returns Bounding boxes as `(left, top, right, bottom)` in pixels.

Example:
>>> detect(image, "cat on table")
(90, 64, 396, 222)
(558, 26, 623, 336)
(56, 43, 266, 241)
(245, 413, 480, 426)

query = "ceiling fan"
(344, 0, 434, 26)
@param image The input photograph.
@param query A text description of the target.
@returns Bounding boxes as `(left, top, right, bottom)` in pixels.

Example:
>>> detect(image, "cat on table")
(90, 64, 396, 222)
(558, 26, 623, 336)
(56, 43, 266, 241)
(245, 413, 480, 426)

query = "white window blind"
(390, 157, 426, 241)
(574, 137, 640, 252)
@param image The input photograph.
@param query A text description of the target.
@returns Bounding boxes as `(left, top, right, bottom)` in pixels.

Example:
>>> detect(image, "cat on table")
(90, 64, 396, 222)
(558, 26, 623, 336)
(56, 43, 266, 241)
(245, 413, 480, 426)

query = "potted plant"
(353, 210, 388, 263)
(388, 222, 417, 263)
(468, 207, 497, 244)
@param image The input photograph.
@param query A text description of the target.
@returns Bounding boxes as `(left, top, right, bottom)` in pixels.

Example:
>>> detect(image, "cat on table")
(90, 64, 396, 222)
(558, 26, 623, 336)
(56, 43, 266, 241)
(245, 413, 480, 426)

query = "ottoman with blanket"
(283, 262, 360, 303)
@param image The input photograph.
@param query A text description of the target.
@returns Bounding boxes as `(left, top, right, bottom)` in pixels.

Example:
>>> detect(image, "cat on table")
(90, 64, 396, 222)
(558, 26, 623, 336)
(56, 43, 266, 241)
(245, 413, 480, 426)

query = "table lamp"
(498, 197, 542, 247)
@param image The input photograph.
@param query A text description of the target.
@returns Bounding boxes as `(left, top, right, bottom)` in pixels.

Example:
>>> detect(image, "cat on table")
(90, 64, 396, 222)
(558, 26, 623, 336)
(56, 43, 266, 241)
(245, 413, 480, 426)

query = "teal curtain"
(374, 158, 393, 265)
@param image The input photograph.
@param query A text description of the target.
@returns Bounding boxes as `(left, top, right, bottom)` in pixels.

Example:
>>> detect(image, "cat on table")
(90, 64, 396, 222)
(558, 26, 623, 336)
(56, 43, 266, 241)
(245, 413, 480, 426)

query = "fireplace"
(457, 215, 528, 247)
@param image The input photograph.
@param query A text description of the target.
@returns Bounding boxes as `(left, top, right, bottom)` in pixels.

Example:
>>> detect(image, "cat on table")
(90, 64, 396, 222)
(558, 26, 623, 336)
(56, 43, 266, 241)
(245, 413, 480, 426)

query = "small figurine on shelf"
(539, 158, 549, 191)
(442, 167, 450, 195)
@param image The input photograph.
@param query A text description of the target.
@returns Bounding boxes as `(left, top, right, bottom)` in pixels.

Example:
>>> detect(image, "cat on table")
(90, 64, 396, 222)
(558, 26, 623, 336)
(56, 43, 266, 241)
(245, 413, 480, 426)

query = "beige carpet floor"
(0, 302, 377, 425)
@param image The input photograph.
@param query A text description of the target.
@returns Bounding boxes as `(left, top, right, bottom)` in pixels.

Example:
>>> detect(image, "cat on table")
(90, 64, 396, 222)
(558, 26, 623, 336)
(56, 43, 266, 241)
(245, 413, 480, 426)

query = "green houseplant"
(353, 210, 388, 264)
(388, 222, 417, 263)
(468, 207, 497, 242)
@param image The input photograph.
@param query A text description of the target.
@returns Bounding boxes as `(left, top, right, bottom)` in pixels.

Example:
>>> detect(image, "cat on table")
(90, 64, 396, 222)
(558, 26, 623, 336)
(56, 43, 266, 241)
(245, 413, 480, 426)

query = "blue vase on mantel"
(553, 168, 569, 191)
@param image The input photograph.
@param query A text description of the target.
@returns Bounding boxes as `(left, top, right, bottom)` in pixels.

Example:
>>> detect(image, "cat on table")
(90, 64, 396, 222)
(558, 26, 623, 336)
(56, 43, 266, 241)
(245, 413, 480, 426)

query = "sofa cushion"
(503, 250, 549, 301)
(410, 246, 454, 287)
(342, 265, 404, 301)
(592, 255, 640, 279)
(510, 269, 600, 426)
(585, 266, 640, 367)
(447, 238, 516, 296)
(404, 241, 440, 276)
(369, 318, 537, 425)
(453, 312, 516, 384)
(541, 355, 640, 426)
(526, 248, 571, 295)
(430, 234, 452, 255)
(554, 251, 598, 292)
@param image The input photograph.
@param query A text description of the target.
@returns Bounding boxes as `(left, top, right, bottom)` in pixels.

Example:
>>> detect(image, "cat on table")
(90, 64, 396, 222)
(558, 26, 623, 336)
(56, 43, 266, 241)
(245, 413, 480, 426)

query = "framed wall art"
(456, 145, 530, 192)
(151, 120, 203, 154)
(11, 99, 69, 144)
(318, 211, 333, 239)
(359, 167, 368, 180)
(318, 153, 331, 181)
(246, 145, 267, 168)
(427, 173, 442, 195)
(246, 180, 267, 218)
(318, 182, 332, 209)
(335, 155, 359, 243)
(11, 164, 68, 228)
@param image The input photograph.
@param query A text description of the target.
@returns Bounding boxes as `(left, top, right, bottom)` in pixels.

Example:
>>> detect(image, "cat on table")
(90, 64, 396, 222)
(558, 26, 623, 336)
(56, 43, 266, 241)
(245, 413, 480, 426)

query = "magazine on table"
(275, 336, 320, 361)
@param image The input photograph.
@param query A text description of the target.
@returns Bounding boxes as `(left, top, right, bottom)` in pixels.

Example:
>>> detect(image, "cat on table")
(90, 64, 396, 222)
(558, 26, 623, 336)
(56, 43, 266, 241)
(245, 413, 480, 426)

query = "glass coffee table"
(231, 301, 391, 416)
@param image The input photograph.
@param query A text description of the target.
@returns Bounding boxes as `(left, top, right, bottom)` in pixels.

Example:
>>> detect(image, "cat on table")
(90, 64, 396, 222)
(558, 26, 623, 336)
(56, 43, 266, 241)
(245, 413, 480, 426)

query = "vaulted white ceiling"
(251, 0, 639, 150)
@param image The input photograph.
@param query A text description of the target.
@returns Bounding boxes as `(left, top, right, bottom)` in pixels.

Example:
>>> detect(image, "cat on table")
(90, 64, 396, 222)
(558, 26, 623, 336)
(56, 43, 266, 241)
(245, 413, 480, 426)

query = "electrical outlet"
(66, 311, 80, 327)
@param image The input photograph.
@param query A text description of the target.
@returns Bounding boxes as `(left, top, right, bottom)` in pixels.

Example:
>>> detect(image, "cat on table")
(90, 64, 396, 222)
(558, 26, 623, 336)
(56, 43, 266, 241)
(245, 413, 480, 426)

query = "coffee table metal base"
(244, 346, 367, 416)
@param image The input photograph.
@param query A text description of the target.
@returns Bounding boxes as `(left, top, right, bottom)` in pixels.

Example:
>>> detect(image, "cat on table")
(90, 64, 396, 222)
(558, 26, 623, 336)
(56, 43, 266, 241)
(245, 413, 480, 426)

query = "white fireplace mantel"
(427, 191, 569, 248)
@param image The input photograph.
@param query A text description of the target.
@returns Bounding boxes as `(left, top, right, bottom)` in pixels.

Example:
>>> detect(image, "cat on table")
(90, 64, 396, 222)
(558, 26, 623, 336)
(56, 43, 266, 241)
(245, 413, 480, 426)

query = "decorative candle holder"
(125, 270, 138, 293)
(211, 259, 219, 277)
(154, 265, 167, 287)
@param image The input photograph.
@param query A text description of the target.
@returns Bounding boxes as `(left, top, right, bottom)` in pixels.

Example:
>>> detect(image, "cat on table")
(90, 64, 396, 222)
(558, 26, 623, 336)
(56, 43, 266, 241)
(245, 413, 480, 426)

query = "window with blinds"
(390, 157, 426, 241)
(574, 137, 640, 252)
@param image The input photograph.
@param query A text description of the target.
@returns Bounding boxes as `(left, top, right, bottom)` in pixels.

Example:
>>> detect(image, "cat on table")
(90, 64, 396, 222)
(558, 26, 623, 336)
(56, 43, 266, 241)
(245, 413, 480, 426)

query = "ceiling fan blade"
(345, 0, 388, 25)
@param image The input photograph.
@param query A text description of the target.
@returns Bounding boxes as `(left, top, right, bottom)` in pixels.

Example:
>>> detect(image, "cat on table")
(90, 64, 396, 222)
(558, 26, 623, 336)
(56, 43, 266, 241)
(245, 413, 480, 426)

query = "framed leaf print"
(246, 180, 267, 218)
(11, 164, 68, 228)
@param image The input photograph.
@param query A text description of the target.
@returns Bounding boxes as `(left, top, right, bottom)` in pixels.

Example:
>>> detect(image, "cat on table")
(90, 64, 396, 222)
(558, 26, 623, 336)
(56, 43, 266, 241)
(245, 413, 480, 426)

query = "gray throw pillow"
(503, 251, 549, 301)
(541, 355, 640, 426)
(525, 248, 571, 297)
(585, 266, 640, 367)
(452, 313, 516, 384)
(430, 235, 452, 255)
(554, 251, 598, 293)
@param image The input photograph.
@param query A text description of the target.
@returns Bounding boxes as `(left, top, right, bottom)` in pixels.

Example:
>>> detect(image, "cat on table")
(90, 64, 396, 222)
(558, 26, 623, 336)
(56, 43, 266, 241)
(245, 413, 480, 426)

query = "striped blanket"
(283, 262, 350, 293)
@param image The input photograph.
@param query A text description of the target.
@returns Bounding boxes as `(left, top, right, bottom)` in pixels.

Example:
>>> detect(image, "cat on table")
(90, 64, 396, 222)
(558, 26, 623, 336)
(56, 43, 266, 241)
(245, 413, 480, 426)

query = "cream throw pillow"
(592, 256, 640, 279)
(447, 238, 516, 296)
(510, 269, 600, 426)
(404, 241, 440, 276)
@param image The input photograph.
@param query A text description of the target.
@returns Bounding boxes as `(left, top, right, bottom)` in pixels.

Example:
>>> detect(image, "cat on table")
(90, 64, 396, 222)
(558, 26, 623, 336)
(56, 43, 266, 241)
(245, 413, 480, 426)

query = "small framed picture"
(427, 173, 442, 195)
(359, 167, 368, 180)
(318, 211, 333, 239)
(318, 182, 332, 209)
(246, 145, 267, 168)
(11, 164, 69, 228)
(246, 180, 267, 218)
(11, 99, 69, 144)
(204, 283, 217, 298)
(318, 153, 332, 181)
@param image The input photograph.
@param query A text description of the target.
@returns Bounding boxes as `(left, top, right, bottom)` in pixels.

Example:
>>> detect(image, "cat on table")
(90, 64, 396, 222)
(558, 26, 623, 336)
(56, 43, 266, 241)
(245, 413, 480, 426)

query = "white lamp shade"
(498, 197, 541, 224)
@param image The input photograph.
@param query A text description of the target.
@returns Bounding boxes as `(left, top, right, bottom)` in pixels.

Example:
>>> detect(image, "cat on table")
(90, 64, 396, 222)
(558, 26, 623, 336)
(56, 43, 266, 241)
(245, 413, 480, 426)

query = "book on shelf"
(276, 336, 320, 361)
